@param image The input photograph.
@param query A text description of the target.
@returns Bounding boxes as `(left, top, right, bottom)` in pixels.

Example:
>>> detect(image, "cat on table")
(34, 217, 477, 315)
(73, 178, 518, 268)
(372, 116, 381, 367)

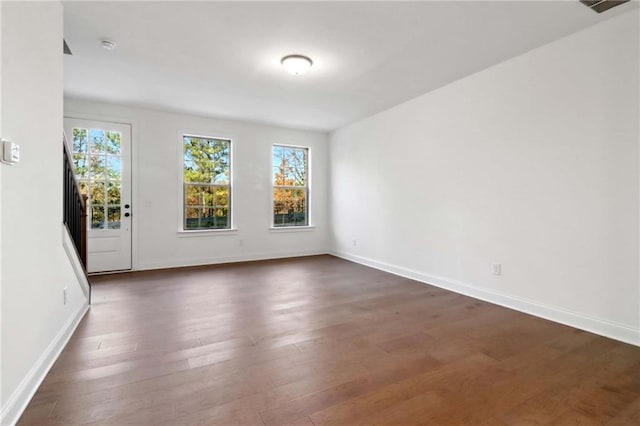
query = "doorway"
(64, 118, 132, 273)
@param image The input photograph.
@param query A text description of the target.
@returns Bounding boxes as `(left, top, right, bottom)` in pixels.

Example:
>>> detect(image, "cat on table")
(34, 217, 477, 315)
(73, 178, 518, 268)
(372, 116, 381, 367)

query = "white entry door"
(64, 118, 132, 273)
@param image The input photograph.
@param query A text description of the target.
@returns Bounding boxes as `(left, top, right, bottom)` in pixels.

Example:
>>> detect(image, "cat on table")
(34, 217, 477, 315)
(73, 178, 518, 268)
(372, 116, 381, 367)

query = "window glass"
(183, 136, 231, 230)
(272, 145, 309, 227)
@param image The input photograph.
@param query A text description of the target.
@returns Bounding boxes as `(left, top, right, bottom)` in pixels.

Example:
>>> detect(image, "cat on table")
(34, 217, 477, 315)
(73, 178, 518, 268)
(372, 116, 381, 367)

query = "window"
(183, 135, 231, 230)
(272, 145, 309, 227)
(71, 127, 123, 230)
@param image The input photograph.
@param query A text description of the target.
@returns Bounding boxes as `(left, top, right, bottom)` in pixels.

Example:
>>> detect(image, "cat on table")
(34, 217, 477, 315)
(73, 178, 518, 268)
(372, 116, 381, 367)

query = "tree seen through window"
(183, 136, 231, 230)
(273, 145, 309, 227)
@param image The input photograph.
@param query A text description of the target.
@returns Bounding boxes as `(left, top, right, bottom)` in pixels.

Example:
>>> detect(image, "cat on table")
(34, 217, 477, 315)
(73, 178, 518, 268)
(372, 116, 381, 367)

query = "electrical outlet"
(63, 287, 68, 305)
(492, 264, 502, 276)
(353, 239, 357, 247)
(238, 239, 243, 247)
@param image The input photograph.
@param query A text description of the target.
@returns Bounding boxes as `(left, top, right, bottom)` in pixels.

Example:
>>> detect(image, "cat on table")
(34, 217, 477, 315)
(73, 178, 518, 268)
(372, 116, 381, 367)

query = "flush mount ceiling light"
(281, 54, 313, 75)
(101, 40, 117, 50)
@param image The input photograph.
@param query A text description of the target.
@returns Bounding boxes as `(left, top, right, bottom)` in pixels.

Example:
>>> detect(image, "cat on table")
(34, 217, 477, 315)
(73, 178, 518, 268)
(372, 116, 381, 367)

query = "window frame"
(271, 143, 311, 229)
(179, 132, 235, 233)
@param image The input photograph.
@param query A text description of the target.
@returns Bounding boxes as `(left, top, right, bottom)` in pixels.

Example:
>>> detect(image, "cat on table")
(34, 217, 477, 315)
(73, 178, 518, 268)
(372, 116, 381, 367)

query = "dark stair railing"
(63, 136, 89, 300)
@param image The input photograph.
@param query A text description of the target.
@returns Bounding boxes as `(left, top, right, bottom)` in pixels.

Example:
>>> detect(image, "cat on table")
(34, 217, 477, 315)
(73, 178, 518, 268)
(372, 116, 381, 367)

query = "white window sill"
(177, 228, 238, 237)
(269, 225, 316, 233)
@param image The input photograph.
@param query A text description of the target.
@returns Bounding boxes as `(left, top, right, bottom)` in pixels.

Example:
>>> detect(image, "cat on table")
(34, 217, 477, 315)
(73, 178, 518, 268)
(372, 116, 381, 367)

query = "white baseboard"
(0, 302, 89, 426)
(136, 249, 329, 271)
(62, 224, 90, 299)
(330, 250, 640, 347)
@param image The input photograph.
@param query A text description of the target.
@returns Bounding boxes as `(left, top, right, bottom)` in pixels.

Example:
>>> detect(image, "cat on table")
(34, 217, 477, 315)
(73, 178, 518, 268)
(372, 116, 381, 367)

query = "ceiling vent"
(579, 0, 630, 13)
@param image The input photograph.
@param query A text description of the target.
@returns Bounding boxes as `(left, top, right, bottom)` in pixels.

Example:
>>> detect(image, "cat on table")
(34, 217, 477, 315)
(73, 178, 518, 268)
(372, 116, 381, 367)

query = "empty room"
(1, 0, 639, 425)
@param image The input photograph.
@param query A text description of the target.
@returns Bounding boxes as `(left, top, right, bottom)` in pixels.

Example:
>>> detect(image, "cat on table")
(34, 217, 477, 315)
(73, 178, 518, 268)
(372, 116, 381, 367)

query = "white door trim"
(65, 114, 137, 272)
(64, 111, 139, 271)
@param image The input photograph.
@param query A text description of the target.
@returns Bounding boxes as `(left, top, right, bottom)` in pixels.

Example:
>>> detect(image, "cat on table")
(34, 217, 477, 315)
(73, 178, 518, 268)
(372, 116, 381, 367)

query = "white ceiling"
(63, 1, 637, 132)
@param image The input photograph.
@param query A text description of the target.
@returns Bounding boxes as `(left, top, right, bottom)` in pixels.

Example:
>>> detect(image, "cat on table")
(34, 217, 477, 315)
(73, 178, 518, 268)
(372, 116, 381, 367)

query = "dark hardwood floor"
(18, 255, 640, 425)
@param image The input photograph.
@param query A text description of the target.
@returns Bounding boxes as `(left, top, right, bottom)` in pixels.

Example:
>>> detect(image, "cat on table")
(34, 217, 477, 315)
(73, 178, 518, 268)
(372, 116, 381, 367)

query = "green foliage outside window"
(183, 136, 231, 230)
(72, 127, 122, 229)
(273, 145, 308, 227)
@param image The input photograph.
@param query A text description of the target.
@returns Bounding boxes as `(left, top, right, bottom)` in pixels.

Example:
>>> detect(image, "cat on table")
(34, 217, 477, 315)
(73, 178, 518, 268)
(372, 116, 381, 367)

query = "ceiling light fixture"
(101, 40, 117, 51)
(281, 54, 313, 76)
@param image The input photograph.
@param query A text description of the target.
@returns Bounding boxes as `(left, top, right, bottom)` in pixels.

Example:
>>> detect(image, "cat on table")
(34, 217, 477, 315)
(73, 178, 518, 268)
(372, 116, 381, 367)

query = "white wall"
(330, 10, 640, 345)
(1, 2, 88, 424)
(64, 99, 330, 270)
(0, 0, 4, 410)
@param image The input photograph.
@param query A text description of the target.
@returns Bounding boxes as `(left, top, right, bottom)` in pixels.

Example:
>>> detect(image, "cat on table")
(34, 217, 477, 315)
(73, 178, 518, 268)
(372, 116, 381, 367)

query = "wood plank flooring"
(18, 255, 640, 425)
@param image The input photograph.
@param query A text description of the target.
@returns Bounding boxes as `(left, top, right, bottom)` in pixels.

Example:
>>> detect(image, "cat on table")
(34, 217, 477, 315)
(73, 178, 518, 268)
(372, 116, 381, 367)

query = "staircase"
(63, 134, 90, 301)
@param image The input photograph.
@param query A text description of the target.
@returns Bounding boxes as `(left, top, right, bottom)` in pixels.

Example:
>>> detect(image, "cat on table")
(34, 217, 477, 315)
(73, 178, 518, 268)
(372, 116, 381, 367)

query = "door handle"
(124, 212, 130, 217)
(124, 204, 130, 209)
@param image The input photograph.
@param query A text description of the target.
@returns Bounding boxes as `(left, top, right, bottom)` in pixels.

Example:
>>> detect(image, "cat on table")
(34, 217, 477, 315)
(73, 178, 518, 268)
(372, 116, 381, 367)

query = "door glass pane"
(91, 206, 105, 229)
(107, 182, 121, 205)
(90, 181, 105, 205)
(73, 154, 88, 179)
(89, 156, 105, 179)
(108, 206, 121, 229)
(72, 128, 88, 153)
(106, 156, 121, 179)
(90, 129, 105, 154)
(106, 131, 121, 155)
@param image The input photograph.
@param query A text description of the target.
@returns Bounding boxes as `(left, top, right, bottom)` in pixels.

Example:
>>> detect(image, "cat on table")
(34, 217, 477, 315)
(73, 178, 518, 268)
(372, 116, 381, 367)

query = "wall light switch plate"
(2, 139, 20, 165)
